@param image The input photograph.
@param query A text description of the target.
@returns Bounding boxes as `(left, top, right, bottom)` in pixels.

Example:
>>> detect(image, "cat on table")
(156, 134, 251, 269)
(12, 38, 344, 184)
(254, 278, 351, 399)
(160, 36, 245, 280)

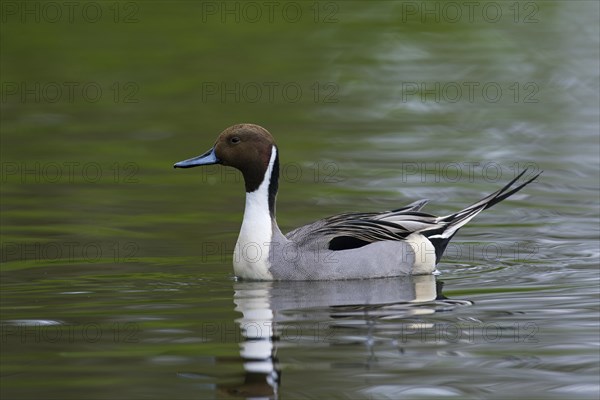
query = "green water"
(1, 1, 599, 399)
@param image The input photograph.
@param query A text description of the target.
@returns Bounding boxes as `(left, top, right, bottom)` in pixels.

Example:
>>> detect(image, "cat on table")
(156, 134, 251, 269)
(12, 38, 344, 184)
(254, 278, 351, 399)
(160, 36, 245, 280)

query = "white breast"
(233, 148, 277, 280)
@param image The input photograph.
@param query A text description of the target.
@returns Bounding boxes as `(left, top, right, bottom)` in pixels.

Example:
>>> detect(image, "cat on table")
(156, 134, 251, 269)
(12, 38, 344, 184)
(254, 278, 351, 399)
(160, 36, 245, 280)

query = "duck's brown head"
(174, 124, 278, 193)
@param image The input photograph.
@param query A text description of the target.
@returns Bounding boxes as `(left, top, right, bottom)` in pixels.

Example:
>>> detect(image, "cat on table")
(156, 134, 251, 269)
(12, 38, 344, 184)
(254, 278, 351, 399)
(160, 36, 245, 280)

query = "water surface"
(1, 1, 599, 399)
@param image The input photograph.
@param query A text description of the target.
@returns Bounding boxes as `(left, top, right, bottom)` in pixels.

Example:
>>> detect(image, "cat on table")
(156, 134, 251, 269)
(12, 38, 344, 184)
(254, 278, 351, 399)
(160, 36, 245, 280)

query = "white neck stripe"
(233, 146, 276, 280)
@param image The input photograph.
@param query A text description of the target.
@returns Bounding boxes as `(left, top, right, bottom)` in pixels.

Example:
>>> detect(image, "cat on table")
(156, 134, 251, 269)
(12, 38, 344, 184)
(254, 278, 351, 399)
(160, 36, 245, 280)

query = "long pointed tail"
(436, 168, 541, 239)
(425, 168, 541, 261)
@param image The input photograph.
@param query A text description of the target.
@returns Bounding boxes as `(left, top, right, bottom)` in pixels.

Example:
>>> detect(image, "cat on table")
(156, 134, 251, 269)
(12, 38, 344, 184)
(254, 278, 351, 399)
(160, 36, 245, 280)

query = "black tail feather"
(424, 168, 541, 262)
(482, 170, 542, 210)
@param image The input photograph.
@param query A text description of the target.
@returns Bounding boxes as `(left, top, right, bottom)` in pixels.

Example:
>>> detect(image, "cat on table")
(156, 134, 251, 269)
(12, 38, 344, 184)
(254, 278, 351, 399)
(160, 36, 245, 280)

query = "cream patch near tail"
(406, 233, 437, 274)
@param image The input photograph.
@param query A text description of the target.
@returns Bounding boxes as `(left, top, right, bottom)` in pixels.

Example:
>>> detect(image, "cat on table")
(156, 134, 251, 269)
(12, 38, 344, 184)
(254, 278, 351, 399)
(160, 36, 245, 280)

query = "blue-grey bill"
(174, 147, 221, 168)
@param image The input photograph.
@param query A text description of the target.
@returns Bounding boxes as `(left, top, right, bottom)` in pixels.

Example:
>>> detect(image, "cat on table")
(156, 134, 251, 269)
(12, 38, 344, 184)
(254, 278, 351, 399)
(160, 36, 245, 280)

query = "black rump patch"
(328, 236, 371, 251)
(427, 234, 456, 264)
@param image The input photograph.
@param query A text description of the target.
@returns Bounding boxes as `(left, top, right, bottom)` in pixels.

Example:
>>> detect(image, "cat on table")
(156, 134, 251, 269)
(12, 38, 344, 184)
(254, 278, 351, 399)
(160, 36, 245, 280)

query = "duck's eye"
(230, 137, 240, 144)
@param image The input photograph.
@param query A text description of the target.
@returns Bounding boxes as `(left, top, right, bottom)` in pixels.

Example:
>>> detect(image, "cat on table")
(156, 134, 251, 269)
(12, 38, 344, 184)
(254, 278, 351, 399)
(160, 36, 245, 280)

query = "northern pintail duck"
(174, 124, 540, 281)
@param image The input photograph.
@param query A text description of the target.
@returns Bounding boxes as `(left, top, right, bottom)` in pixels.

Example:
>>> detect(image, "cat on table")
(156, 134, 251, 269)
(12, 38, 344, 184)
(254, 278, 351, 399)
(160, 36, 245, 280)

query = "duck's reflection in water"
(219, 275, 469, 399)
